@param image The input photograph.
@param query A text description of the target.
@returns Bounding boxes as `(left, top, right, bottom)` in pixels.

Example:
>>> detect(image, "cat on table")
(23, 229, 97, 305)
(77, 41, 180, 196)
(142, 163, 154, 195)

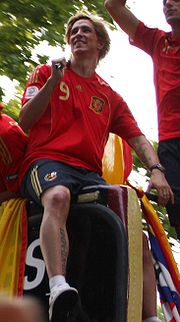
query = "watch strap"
(150, 163, 165, 173)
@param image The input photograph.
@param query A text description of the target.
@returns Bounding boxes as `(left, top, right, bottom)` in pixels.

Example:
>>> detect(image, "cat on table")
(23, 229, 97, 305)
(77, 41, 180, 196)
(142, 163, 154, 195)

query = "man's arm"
(104, 0, 139, 40)
(19, 77, 59, 132)
(128, 135, 174, 206)
(19, 58, 66, 132)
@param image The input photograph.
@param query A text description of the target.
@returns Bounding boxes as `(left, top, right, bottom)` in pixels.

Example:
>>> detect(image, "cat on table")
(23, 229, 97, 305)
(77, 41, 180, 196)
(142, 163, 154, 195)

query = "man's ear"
(97, 39, 104, 50)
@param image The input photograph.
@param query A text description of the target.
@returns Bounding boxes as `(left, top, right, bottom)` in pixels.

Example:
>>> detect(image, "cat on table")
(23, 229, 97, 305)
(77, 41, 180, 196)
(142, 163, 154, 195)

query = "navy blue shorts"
(21, 159, 107, 205)
(158, 138, 180, 226)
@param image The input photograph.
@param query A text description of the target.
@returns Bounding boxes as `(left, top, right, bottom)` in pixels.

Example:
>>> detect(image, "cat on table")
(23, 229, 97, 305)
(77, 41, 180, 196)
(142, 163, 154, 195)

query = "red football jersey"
(131, 22, 180, 142)
(0, 113, 28, 192)
(20, 65, 142, 182)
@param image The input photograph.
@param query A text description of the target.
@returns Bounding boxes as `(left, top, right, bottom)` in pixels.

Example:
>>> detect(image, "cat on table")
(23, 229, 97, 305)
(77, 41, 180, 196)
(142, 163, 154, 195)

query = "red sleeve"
(21, 64, 51, 106)
(130, 21, 164, 57)
(110, 91, 143, 140)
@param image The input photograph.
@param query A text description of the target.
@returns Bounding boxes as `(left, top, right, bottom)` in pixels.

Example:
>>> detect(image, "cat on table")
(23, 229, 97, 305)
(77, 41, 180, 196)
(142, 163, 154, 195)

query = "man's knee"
(42, 185, 71, 210)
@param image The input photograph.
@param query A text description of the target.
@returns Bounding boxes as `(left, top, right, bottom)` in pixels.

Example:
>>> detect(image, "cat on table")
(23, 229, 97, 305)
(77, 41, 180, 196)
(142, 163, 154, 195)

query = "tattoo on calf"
(60, 228, 68, 274)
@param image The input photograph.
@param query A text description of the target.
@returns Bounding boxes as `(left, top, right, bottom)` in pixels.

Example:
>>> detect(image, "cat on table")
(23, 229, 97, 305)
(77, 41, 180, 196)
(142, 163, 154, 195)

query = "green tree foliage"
(0, 0, 113, 96)
(1, 81, 24, 120)
(2, 100, 20, 121)
(3, 88, 23, 121)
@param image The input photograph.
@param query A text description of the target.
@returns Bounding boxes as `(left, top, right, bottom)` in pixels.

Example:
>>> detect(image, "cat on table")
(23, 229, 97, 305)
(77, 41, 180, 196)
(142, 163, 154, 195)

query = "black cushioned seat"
(23, 186, 128, 322)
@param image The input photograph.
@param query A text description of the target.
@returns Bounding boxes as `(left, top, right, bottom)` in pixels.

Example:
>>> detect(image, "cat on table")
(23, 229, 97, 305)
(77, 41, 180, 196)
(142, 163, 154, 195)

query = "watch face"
(158, 164, 165, 171)
(151, 163, 165, 173)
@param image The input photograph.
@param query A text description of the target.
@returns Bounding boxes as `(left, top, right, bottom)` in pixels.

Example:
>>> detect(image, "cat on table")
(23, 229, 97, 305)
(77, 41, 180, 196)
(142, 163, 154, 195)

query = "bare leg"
(40, 185, 71, 277)
(40, 186, 79, 321)
(142, 233, 157, 320)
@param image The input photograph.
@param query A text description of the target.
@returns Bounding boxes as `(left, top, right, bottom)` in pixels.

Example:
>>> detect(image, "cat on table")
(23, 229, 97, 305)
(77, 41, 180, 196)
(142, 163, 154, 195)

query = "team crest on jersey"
(25, 86, 39, 99)
(44, 172, 57, 182)
(90, 96, 104, 114)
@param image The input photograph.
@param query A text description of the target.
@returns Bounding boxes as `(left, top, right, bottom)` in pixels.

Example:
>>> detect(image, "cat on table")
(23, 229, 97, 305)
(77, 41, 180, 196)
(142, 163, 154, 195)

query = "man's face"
(69, 19, 103, 59)
(163, 0, 180, 26)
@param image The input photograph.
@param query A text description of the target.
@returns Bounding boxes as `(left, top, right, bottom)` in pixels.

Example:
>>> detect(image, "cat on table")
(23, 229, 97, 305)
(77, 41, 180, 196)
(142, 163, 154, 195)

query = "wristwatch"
(150, 163, 165, 174)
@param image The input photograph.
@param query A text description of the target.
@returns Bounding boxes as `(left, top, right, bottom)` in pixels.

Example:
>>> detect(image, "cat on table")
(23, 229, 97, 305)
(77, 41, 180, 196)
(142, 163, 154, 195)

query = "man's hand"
(51, 57, 67, 84)
(146, 170, 174, 206)
(128, 135, 174, 207)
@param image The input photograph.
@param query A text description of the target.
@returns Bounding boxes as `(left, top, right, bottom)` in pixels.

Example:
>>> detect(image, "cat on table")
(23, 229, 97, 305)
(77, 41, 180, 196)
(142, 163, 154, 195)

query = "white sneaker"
(49, 283, 79, 322)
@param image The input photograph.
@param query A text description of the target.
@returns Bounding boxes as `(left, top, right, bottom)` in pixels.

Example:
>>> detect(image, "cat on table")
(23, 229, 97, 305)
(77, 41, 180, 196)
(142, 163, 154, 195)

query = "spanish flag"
(0, 198, 27, 297)
(139, 191, 180, 321)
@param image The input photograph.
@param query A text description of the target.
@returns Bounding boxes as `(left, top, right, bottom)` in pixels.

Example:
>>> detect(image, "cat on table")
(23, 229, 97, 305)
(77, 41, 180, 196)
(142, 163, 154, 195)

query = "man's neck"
(70, 57, 98, 78)
(172, 29, 180, 37)
(171, 23, 180, 37)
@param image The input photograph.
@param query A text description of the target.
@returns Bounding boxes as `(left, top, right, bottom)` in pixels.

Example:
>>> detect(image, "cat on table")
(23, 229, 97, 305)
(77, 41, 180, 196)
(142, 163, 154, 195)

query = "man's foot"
(49, 283, 79, 322)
